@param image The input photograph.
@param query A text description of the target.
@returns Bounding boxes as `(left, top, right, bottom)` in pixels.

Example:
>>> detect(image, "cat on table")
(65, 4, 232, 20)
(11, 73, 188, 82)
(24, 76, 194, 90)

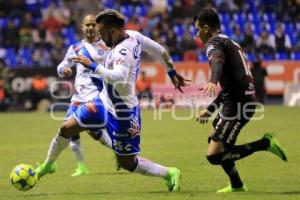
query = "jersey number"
(231, 40, 252, 77)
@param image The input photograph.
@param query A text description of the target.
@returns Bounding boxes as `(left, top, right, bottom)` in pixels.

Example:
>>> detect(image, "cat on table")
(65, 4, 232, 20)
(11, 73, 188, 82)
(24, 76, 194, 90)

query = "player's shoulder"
(206, 34, 229, 56)
(126, 30, 143, 38)
(72, 40, 84, 52)
(210, 34, 230, 46)
(95, 39, 110, 51)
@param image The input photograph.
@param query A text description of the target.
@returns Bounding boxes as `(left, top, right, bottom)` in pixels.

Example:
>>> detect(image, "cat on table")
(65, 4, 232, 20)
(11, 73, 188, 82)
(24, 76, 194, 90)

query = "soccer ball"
(10, 164, 38, 191)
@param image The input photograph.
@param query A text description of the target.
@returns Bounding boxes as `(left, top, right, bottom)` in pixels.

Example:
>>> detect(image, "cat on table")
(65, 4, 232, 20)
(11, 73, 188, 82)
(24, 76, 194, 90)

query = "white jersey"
(95, 30, 175, 115)
(57, 39, 109, 102)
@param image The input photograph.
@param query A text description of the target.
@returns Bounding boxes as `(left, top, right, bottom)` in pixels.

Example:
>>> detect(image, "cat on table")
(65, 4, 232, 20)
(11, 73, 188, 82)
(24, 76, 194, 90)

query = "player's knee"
(208, 136, 212, 144)
(87, 130, 100, 140)
(117, 156, 137, 172)
(59, 125, 73, 138)
(206, 153, 224, 165)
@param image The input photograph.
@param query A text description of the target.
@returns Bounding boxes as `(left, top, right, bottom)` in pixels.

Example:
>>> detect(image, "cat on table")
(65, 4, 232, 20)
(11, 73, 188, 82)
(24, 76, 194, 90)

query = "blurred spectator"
(273, 23, 291, 55)
(215, 0, 238, 13)
(50, 35, 66, 66)
(149, 0, 167, 15)
(256, 29, 275, 58)
(231, 25, 245, 46)
(0, 79, 9, 111)
(33, 45, 53, 67)
(243, 23, 255, 54)
(0, 59, 14, 80)
(251, 59, 268, 104)
(30, 74, 48, 110)
(2, 19, 20, 49)
(171, 0, 185, 20)
(0, 59, 12, 111)
(136, 71, 153, 100)
(7, 0, 26, 19)
(42, 2, 65, 33)
(165, 30, 181, 58)
(126, 16, 141, 31)
(32, 23, 54, 48)
(19, 13, 35, 48)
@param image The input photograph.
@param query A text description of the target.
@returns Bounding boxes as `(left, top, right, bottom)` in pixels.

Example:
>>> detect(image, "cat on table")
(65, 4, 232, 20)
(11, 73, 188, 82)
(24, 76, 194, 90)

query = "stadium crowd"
(0, 0, 300, 69)
(0, 0, 299, 111)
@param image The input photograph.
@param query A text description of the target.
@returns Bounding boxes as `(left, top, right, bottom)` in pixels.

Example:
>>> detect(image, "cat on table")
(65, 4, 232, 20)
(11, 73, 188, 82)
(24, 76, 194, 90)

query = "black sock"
(221, 161, 243, 188)
(229, 138, 270, 161)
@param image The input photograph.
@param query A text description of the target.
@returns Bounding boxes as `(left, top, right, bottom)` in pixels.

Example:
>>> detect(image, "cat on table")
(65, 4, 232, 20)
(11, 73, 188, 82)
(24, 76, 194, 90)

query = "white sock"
(133, 157, 168, 178)
(70, 138, 84, 162)
(45, 132, 69, 163)
(98, 129, 112, 149)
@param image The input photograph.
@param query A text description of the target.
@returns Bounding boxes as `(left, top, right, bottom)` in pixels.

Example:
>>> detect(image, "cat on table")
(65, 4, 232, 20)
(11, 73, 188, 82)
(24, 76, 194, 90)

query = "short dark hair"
(194, 8, 220, 30)
(95, 9, 125, 28)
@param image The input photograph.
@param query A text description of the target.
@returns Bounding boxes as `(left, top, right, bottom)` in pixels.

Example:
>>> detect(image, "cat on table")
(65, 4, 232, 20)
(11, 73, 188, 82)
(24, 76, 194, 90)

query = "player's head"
(194, 8, 220, 43)
(81, 14, 98, 42)
(95, 9, 125, 47)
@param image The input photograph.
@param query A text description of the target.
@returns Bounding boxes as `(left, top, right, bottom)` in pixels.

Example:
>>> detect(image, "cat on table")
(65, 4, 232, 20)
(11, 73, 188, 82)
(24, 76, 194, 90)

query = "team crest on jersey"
(127, 119, 140, 139)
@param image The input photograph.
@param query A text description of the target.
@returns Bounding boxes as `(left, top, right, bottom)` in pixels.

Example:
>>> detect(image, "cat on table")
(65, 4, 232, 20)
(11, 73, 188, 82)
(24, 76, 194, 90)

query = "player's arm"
(203, 43, 224, 96)
(57, 45, 76, 78)
(72, 47, 131, 84)
(138, 33, 191, 92)
(197, 91, 222, 124)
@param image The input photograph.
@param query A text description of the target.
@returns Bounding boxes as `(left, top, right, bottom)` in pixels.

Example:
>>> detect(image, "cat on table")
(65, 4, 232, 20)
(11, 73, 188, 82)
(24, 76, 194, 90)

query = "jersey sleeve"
(206, 39, 225, 84)
(137, 32, 175, 72)
(57, 45, 76, 77)
(95, 45, 131, 84)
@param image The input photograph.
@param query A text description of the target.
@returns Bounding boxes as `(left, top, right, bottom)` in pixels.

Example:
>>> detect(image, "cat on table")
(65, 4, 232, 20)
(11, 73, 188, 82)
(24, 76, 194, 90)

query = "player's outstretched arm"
(57, 45, 75, 78)
(139, 33, 191, 92)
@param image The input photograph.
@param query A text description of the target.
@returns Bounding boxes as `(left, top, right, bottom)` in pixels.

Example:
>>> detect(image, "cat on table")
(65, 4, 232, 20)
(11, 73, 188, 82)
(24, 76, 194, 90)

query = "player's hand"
(196, 109, 212, 124)
(170, 74, 191, 93)
(71, 55, 92, 68)
(203, 82, 217, 97)
(62, 68, 72, 77)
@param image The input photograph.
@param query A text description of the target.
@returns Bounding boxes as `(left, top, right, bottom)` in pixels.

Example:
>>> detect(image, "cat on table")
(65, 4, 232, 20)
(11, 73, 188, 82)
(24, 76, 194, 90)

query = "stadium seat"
(275, 52, 288, 60)
(0, 17, 8, 28)
(5, 48, 17, 68)
(291, 52, 300, 60)
(135, 5, 148, 16)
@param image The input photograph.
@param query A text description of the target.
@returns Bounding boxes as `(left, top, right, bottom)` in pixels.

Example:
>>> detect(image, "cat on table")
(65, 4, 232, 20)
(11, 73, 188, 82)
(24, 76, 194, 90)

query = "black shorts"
(211, 98, 256, 146)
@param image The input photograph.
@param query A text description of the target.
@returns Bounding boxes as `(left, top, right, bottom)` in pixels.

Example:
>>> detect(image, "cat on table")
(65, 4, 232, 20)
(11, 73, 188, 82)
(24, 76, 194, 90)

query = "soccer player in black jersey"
(194, 8, 287, 193)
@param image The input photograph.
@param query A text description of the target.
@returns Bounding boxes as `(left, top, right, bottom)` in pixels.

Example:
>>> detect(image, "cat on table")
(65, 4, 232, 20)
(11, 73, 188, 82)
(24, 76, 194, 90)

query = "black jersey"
(205, 34, 255, 100)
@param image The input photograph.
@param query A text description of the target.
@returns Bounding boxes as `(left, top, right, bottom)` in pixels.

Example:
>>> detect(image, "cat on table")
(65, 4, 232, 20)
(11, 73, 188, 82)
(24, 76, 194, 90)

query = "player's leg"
(63, 101, 90, 176)
(87, 129, 121, 170)
(115, 154, 181, 191)
(87, 129, 112, 149)
(207, 134, 246, 193)
(219, 103, 287, 162)
(36, 117, 85, 179)
(107, 108, 181, 192)
(206, 104, 247, 193)
(70, 134, 90, 176)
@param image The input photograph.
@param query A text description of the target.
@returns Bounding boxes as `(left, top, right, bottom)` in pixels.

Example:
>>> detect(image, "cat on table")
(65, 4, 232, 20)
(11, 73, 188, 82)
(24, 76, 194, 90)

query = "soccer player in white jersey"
(36, 9, 190, 192)
(56, 14, 112, 176)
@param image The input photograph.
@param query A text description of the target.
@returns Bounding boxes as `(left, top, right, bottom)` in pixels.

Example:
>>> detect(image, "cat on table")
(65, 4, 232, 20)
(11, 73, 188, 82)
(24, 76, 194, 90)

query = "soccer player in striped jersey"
(36, 9, 190, 192)
(55, 14, 112, 176)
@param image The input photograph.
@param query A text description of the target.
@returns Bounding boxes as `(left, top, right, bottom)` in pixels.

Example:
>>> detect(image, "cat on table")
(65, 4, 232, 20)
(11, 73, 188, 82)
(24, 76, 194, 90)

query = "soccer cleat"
(164, 167, 181, 192)
(263, 133, 288, 162)
(71, 163, 90, 177)
(36, 162, 57, 179)
(216, 184, 248, 193)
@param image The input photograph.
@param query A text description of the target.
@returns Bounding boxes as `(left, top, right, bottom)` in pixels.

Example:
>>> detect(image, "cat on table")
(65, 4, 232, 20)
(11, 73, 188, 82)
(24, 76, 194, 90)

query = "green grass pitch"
(0, 106, 300, 200)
